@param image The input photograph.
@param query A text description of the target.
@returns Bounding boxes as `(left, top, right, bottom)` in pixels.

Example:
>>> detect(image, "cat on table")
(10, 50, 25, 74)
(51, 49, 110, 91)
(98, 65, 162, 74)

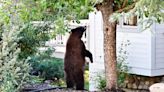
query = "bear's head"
(71, 26, 86, 38)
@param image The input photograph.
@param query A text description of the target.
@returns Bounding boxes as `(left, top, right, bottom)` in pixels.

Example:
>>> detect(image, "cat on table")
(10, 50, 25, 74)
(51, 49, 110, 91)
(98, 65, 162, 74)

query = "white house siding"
(117, 29, 152, 69)
(117, 27, 155, 76)
(155, 23, 164, 69)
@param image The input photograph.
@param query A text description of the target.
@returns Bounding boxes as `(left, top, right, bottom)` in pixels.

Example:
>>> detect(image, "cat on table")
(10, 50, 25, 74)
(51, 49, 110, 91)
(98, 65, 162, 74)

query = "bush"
(18, 23, 50, 59)
(96, 74, 106, 91)
(37, 58, 64, 80)
(0, 1, 31, 91)
(96, 40, 130, 90)
(85, 62, 89, 70)
(84, 70, 89, 90)
(28, 48, 64, 80)
(0, 26, 31, 92)
(117, 40, 130, 87)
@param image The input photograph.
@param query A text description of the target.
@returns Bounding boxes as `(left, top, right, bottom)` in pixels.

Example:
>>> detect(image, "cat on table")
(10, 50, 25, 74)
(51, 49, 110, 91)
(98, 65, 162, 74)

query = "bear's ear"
(71, 28, 76, 32)
(71, 26, 86, 33)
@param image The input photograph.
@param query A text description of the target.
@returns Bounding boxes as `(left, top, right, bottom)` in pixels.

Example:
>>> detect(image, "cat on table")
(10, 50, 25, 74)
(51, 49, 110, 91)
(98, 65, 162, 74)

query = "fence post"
(89, 11, 105, 91)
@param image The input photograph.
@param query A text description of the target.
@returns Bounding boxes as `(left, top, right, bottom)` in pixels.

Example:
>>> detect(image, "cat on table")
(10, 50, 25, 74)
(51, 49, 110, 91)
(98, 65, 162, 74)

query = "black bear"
(64, 26, 93, 90)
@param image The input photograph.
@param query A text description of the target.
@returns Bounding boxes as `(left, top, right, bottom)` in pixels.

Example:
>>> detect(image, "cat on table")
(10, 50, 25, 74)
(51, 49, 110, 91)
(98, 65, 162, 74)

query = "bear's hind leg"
(75, 70, 84, 90)
(66, 72, 74, 88)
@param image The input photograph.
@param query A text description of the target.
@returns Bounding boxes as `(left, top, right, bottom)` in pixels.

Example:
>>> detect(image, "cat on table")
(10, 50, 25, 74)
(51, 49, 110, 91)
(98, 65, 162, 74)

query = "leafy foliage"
(28, 48, 64, 80)
(96, 74, 106, 91)
(0, 1, 31, 91)
(18, 23, 50, 59)
(21, 0, 94, 36)
(37, 58, 64, 80)
(134, 0, 164, 23)
(110, 0, 164, 25)
(0, 26, 31, 92)
(113, 0, 135, 11)
(6, 0, 94, 60)
(84, 70, 89, 90)
(96, 40, 130, 90)
(35, 0, 93, 20)
(117, 40, 130, 87)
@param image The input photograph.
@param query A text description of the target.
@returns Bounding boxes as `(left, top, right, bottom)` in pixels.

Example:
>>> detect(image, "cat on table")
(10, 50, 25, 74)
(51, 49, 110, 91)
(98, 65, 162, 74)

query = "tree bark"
(96, 0, 117, 90)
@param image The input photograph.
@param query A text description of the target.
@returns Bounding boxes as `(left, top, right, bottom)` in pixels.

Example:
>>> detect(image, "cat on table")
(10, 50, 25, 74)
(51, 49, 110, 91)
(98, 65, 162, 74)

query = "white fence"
(88, 12, 105, 91)
(45, 20, 89, 58)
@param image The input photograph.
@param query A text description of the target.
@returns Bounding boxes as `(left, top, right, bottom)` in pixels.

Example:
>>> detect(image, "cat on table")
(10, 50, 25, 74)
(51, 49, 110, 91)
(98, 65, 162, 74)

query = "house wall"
(155, 23, 164, 69)
(117, 28, 153, 76)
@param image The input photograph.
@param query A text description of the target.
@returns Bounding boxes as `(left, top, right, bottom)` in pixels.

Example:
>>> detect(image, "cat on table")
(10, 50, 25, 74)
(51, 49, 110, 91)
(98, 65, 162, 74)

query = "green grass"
(84, 70, 89, 90)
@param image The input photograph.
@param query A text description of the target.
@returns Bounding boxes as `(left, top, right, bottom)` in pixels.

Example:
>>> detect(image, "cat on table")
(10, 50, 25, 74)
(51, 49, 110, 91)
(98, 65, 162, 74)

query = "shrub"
(18, 23, 50, 59)
(0, 26, 31, 92)
(85, 62, 89, 70)
(0, 1, 31, 91)
(84, 70, 89, 90)
(37, 58, 64, 80)
(96, 74, 106, 91)
(96, 40, 130, 90)
(117, 40, 130, 87)
(28, 48, 64, 80)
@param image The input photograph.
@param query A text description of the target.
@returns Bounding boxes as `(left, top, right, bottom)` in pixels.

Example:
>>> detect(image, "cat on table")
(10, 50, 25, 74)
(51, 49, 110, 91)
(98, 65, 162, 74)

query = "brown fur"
(64, 26, 93, 90)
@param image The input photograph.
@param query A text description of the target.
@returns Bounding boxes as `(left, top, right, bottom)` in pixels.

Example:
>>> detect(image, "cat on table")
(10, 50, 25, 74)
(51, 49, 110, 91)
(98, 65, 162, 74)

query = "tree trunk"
(96, 0, 117, 90)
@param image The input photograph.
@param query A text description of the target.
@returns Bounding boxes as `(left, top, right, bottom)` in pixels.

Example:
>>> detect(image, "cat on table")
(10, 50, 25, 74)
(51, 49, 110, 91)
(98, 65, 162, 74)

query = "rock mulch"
(123, 88, 149, 92)
(22, 83, 89, 92)
(122, 74, 164, 90)
(40, 89, 88, 92)
(21, 83, 55, 92)
(22, 83, 150, 92)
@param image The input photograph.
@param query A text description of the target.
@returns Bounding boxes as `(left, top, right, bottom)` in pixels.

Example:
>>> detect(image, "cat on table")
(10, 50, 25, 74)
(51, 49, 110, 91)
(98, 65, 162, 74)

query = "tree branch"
(95, 3, 103, 11)
(115, 2, 136, 13)
(122, 0, 128, 8)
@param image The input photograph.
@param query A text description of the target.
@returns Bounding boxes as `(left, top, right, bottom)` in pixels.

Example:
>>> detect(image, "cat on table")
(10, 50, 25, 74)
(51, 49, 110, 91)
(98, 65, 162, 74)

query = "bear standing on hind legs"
(64, 26, 93, 90)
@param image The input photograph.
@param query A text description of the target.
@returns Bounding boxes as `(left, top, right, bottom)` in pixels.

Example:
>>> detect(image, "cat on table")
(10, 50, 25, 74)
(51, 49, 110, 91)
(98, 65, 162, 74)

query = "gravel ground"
(22, 84, 89, 92)
(40, 89, 89, 92)
(22, 83, 149, 92)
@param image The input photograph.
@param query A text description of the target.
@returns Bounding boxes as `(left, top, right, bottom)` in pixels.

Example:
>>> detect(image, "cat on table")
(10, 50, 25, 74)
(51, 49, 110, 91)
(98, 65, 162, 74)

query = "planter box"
(117, 23, 164, 76)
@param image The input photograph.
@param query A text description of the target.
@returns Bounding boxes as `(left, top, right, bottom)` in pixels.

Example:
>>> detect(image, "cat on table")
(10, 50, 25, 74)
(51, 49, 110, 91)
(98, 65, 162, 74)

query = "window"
(123, 15, 137, 26)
